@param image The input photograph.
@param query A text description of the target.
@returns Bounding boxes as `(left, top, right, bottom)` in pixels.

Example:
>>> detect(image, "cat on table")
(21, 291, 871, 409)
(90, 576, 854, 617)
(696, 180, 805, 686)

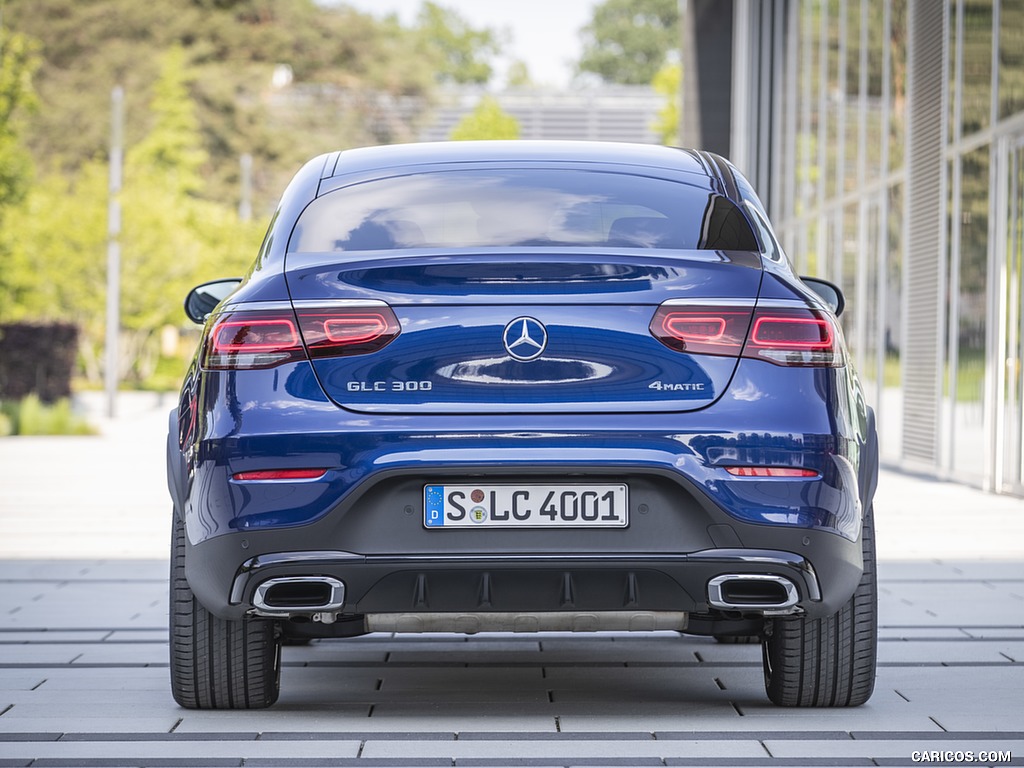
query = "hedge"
(0, 322, 79, 403)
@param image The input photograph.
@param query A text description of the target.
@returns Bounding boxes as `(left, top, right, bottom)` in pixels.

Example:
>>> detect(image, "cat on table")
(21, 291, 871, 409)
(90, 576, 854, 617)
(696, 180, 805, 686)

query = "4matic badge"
(648, 380, 706, 392)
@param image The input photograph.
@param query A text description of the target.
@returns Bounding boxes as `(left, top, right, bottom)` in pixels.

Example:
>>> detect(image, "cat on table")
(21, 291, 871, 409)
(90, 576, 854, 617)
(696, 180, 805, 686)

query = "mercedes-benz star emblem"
(502, 316, 547, 361)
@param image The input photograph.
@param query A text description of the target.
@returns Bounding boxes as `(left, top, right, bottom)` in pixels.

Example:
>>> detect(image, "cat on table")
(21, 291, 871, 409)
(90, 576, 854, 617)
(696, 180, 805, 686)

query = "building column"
(901, 0, 949, 467)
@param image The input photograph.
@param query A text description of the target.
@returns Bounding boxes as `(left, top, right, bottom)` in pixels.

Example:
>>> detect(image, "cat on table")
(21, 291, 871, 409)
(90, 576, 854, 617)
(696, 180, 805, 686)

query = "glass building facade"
(720, 0, 1024, 496)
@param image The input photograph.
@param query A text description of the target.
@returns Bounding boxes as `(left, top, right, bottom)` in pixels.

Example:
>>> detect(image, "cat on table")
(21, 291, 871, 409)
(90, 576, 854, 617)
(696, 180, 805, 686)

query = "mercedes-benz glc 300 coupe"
(168, 141, 878, 709)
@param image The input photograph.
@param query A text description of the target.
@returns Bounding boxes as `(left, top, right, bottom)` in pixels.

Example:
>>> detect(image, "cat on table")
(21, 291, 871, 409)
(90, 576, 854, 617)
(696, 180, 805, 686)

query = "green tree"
(117, 46, 262, 382)
(449, 96, 520, 141)
(0, 162, 109, 378)
(128, 45, 207, 196)
(1, 45, 264, 385)
(415, 2, 502, 85)
(506, 60, 533, 88)
(0, 28, 40, 314)
(1, 0, 440, 214)
(651, 61, 680, 144)
(0, 29, 38, 218)
(577, 0, 680, 85)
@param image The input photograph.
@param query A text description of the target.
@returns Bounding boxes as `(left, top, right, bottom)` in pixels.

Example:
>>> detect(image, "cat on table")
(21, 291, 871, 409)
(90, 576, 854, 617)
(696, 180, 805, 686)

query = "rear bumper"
(172, 361, 876, 629)
(183, 477, 863, 624)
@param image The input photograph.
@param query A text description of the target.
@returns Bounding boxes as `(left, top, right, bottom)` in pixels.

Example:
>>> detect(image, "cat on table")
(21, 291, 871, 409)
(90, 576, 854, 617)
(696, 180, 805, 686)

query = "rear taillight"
(741, 307, 843, 367)
(649, 306, 753, 356)
(650, 303, 842, 367)
(203, 306, 400, 370)
(296, 309, 400, 359)
(204, 311, 304, 369)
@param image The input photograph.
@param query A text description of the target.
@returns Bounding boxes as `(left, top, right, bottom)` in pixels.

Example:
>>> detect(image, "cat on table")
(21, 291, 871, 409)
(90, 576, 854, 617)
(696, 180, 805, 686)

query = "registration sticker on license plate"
(424, 484, 628, 528)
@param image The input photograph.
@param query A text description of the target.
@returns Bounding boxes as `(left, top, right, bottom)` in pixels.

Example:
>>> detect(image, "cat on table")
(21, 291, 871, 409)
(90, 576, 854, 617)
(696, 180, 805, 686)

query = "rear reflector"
(232, 469, 328, 481)
(724, 467, 819, 478)
(202, 306, 400, 369)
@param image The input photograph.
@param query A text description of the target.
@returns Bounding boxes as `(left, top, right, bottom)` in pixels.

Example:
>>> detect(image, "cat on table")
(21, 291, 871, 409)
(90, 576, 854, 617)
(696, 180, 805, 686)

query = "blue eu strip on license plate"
(424, 485, 446, 527)
(423, 484, 628, 528)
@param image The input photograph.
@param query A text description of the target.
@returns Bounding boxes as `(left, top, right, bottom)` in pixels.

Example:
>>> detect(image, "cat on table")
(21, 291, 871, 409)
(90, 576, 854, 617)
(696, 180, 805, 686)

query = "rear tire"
(761, 504, 877, 707)
(169, 514, 281, 709)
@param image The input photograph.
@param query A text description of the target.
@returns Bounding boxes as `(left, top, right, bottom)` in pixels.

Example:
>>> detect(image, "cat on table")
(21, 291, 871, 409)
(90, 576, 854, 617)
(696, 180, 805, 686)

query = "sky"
(337, 0, 600, 88)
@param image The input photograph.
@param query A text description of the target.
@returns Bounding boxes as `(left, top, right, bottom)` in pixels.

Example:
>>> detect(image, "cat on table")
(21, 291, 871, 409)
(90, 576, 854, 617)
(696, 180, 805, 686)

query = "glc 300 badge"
(503, 316, 547, 361)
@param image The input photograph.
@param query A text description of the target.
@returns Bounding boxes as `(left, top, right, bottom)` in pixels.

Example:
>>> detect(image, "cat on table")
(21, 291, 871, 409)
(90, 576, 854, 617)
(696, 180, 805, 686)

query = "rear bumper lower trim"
(229, 548, 822, 611)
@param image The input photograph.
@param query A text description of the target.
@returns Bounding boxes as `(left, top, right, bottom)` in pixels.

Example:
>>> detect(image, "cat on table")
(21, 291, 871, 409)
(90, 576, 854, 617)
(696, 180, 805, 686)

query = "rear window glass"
(288, 169, 760, 253)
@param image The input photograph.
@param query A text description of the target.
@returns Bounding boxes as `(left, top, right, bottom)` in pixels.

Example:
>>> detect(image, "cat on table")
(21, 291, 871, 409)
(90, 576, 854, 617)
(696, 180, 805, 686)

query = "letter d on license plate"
(424, 484, 628, 528)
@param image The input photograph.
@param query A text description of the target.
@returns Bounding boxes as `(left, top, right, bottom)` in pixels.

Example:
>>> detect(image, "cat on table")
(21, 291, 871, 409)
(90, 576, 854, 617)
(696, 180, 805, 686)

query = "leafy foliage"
(1, 47, 264, 385)
(0, 29, 38, 205)
(651, 62, 680, 145)
(577, 0, 680, 85)
(415, 2, 503, 85)
(1, 0, 441, 212)
(0, 396, 96, 436)
(449, 96, 520, 141)
(0, 28, 41, 312)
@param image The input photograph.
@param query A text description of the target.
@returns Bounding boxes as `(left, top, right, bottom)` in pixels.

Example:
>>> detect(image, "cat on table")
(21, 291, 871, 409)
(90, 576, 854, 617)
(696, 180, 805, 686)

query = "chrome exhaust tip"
(252, 576, 345, 615)
(707, 574, 799, 613)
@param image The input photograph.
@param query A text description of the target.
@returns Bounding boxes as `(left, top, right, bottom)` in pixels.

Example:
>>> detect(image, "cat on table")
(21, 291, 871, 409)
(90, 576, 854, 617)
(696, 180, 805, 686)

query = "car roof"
(328, 140, 710, 179)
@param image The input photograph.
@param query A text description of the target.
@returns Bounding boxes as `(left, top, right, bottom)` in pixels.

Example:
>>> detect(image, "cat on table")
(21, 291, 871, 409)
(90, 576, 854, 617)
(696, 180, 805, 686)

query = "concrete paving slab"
(172, 708, 375, 733)
(0, 739, 363, 760)
(375, 669, 548, 691)
(0, 646, 85, 665)
(0, 717, 182, 734)
(0, 675, 44, 692)
(876, 640, 1024, 663)
(1, 703, 187, 721)
(25, 669, 169, 691)
(0, 631, 114, 644)
(928, 713, 1024, 732)
(358, 709, 560, 733)
(102, 630, 168, 642)
(69, 644, 169, 666)
(358, 737, 768, 759)
(878, 627, 973, 640)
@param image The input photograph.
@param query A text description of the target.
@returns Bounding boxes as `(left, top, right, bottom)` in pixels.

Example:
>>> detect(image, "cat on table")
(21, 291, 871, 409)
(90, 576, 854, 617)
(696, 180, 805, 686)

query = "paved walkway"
(0, 392, 1022, 766)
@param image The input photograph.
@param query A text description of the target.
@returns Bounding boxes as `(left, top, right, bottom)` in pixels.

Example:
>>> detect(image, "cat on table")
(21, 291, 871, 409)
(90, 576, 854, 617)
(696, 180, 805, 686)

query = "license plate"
(424, 484, 628, 528)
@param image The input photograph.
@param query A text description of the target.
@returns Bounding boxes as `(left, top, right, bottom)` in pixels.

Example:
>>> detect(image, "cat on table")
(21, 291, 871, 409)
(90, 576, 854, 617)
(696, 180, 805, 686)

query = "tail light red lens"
(204, 312, 305, 369)
(296, 309, 400, 359)
(650, 303, 843, 367)
(203, 306, 400, 370)
(649, 306, 753, 356)
(741, 307, 843, 367)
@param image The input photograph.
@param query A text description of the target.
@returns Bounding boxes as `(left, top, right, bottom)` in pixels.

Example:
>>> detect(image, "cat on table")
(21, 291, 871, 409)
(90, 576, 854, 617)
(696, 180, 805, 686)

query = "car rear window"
(288, 169, 760, 253)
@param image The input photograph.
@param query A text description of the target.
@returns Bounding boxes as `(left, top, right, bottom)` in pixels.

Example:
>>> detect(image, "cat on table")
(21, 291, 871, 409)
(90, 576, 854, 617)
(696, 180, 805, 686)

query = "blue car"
(168, 140, 878, 709)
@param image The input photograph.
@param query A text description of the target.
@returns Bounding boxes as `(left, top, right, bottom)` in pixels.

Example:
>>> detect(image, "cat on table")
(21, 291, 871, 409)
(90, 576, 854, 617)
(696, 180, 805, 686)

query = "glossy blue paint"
(181, 353, 863, 544)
